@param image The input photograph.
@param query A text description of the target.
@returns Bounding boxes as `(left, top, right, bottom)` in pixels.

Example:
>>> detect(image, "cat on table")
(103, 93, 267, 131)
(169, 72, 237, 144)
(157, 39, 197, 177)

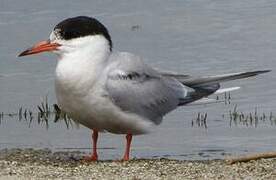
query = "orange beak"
(18, 40, 61, 57)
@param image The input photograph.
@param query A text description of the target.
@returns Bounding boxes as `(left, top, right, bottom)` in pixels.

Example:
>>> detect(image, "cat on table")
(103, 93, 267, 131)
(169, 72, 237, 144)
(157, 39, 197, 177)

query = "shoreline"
(0, 148, 275, 179)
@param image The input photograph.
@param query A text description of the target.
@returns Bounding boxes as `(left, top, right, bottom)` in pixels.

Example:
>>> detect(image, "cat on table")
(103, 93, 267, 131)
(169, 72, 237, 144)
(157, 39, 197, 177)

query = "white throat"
(55, 35, 111, 94)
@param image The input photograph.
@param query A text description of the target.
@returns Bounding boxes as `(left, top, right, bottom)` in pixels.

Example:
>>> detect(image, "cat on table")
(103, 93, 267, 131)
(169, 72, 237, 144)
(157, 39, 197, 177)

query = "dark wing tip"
(253, 70, 271, 75)
(238, 70, 271, 79)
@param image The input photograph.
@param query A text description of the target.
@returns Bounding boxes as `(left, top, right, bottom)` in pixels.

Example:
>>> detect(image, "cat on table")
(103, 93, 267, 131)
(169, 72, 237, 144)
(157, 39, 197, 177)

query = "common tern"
(19, 16, 270, 161)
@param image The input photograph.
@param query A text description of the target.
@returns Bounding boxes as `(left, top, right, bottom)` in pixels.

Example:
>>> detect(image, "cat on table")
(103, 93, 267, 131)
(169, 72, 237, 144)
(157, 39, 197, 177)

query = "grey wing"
(105, 52, 189, 124)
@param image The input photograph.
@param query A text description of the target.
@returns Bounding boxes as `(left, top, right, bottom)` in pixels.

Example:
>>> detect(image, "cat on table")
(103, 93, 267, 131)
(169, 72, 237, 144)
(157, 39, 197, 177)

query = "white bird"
(19, 16, 270, 161)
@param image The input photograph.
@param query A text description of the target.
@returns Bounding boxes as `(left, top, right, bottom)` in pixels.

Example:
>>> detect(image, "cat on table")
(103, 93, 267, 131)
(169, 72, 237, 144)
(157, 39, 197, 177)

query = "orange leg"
(84, 129, 98, 161)
(122, 134, 132, 161)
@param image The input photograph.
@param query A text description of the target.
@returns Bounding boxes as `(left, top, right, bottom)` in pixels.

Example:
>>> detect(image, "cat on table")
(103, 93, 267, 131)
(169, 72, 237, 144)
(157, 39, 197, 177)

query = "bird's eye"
(53, 29, 62, 40)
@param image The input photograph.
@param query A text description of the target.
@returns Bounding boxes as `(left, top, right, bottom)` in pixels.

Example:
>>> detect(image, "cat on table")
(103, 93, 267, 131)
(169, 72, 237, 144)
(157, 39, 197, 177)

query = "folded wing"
(105, 52, 190, 124)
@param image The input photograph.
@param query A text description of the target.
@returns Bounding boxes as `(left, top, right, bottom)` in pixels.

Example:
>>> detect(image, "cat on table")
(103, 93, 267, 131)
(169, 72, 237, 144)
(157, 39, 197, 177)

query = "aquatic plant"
(1, 96, 77, 129)
(215, 92, 232, 105)
(191, 112, 208, 129)
(227, 105, 276, 127)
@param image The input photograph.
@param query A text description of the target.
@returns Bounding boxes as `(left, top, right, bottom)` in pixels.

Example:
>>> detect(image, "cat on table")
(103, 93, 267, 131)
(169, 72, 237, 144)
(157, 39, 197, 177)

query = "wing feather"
(105, 52, 188, 124)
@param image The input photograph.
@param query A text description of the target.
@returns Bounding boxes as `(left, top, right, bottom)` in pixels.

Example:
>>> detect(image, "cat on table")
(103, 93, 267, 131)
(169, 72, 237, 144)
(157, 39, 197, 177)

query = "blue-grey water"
(0, 0, 276, 160)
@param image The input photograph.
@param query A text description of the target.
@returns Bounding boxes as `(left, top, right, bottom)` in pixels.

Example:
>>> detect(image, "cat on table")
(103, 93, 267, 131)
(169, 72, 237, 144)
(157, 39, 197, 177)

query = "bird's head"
(19, 16, 112, 57)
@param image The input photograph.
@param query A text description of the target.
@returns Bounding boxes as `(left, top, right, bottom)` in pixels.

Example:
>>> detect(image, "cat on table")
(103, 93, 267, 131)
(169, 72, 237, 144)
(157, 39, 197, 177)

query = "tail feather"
(214, 87, 240, 94)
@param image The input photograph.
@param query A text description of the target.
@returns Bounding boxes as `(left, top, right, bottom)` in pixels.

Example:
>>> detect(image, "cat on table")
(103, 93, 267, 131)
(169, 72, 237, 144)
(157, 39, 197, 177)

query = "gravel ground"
(0, 149, 275, 179)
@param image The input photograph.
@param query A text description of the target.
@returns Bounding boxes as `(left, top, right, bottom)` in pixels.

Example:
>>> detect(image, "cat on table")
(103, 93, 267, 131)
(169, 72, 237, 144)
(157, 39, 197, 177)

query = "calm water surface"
(0, 0, 275, 160)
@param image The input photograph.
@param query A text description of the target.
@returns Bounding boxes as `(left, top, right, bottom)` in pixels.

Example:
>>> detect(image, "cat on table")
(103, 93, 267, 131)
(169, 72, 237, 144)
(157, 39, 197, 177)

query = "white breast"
(55, 64, 153, 135)
(54, 37, 153, 134)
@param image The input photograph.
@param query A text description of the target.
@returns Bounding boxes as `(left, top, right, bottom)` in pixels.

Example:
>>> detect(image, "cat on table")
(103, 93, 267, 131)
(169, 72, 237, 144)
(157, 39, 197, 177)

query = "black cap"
(54, 16, 112, 50)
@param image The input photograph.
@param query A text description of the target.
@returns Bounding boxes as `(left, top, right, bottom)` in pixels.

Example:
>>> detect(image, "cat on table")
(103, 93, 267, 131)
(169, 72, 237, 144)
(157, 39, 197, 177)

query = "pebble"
(0, 149, 275, 179)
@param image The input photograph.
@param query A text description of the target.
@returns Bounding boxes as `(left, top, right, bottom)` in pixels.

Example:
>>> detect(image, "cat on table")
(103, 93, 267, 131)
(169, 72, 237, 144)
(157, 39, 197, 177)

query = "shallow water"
(0, 0, 276, 160)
